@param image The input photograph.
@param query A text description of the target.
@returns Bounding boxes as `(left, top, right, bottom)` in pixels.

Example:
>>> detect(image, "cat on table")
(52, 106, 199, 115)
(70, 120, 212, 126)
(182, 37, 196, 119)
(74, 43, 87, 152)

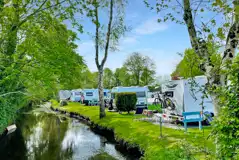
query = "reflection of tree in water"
(0, 113, 73, 160)
(28, 114, 73, 160)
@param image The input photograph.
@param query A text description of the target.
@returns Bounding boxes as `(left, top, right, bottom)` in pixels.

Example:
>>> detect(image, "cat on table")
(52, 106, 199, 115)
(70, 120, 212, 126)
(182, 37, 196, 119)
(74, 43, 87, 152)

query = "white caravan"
(111, 86, 149, 108)
(161, 76, 214, 122)
(70, 89, 82, 102)
(59, 90, 71, 100)
(82, 89, 110, 105)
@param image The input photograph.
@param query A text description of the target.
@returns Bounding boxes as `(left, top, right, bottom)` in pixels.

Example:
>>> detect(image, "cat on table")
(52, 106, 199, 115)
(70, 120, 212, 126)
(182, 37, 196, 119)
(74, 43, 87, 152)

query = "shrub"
(60, 100, 68, 107)
(115, 92, 137, 113)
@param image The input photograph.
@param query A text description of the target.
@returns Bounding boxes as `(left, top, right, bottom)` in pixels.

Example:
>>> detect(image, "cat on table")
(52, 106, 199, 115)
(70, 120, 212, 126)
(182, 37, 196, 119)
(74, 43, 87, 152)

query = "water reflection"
(0, 113, 126, 160)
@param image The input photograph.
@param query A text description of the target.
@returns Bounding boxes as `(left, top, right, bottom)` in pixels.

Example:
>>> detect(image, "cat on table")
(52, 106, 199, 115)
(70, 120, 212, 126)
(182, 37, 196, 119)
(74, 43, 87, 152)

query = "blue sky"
(72, 1, 192, 76)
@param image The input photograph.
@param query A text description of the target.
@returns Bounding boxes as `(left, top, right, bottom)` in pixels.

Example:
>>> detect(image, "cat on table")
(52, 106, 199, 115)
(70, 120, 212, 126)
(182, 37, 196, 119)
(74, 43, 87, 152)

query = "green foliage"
(103, 68, 115, 89)
(81, 70, 99, 88)
(114, 67, 132, 86)
(148, 104, 162, 112)
(0, 0, 86, 132)
(123, 52, 156, 86)
(171, 49, 203, 78)
(211, 55, 239, 159)
(115, 92, 137, 113)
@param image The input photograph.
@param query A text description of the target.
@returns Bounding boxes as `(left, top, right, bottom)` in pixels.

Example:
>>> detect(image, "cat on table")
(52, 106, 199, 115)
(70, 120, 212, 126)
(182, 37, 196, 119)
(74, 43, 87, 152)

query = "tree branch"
(176, 0, 183, 8)
(193, 0, 203, 23)
(183, 0, 200, 55)
(0, 91, 26, 97)
(0, 0, 67, 45)
(19, 0, 68, 30)
(101, 0, 113, 67)
(18, 0, 48, 28)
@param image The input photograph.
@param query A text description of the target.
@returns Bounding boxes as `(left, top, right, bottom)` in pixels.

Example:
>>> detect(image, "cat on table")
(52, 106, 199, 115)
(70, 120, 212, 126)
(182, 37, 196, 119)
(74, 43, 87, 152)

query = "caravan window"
(75, 92, 81, 95)
(111, 93, 115, 99)
(164, 91, 173, 97)
(136, 92, 146, 98)
(86, 92, 93, 96)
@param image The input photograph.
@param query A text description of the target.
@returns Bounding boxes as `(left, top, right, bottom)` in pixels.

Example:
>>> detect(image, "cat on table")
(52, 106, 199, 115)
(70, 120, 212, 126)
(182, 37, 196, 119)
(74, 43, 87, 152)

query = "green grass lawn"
(148, 104, 162, 112)
(51, 100, 215, 160)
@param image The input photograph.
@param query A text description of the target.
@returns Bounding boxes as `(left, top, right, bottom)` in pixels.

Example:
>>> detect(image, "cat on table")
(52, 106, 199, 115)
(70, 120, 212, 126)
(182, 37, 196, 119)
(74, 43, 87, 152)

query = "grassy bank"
(51, 100, 215, 160)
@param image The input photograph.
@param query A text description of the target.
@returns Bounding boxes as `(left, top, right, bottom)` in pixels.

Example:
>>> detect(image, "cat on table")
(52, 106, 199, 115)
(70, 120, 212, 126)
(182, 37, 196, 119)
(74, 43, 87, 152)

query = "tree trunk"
(98, 68, 106, 118)
(136, 72, 140, 85)
(211, 94, 220, 117)
(183, 0, 222, 117)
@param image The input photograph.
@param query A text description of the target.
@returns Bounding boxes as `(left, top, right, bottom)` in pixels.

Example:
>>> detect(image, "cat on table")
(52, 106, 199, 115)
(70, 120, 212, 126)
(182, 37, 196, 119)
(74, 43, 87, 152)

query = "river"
(0, 112, 133, 160)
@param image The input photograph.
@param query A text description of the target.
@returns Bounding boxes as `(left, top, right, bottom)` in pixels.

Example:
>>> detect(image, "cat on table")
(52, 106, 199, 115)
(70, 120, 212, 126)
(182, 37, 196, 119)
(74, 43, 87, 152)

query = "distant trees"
(114, 67, 132, 86)
(171, 49, 203, 78)
(104, 68, 115, 89)
(123, 52, 156, 86)
(83, 52, 157, 88)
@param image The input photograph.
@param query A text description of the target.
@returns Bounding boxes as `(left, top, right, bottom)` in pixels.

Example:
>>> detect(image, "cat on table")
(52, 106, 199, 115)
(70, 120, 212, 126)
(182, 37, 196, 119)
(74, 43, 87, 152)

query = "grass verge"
(51, 100, 215, 160)
(148, 104, 162, 112)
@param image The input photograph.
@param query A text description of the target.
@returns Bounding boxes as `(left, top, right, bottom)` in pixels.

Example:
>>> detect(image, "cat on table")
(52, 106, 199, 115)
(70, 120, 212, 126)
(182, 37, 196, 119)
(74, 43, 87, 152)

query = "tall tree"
(83, 0, 127, 118)
(124, 52, 156, 86)
(124, 52, 146, 85)
(141, 56, 156, 85)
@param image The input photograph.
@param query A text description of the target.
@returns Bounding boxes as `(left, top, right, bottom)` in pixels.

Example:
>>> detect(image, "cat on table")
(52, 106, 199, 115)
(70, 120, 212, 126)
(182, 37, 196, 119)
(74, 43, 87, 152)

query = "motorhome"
(111, 86, 149, 108)
(161, 76, 214, 123)
(82, 89, 110, 105)
(70, 89, 82, 102)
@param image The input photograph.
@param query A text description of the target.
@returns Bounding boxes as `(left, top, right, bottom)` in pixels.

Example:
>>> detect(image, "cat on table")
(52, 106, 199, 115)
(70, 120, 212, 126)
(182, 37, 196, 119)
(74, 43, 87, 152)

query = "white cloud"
(134, 17, 168, 35)
(132, 48, 181, 75)
(122, 36, 138, 44)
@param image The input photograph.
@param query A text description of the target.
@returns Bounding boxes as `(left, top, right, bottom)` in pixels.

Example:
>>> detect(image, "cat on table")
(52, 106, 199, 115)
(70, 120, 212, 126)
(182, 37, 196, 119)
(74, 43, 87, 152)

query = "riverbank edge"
(50, 105, 144, 159)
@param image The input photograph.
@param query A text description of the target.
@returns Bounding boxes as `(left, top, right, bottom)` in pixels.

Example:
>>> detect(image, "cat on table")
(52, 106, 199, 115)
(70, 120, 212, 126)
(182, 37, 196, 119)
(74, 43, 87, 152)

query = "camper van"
(111, 86, 149, 108)
(161, 76, 214, 122)
(70, 89, 82, 102)
(82, 89, 110, 105)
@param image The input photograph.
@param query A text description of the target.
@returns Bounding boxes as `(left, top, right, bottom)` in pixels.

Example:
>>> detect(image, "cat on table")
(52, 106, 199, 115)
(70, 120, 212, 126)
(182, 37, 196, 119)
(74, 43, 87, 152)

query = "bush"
(115, 92, 137, 113)
(60, 100, 68, 107)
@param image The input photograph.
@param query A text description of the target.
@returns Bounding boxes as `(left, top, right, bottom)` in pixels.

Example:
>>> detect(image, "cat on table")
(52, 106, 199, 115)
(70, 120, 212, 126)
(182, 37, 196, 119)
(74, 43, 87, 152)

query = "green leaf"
(217, 27, 225, 40)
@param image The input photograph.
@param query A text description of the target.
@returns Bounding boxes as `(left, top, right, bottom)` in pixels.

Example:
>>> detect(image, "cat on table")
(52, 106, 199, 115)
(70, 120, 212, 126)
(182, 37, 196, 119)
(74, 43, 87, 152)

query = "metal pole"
(160, 117, 162, 138)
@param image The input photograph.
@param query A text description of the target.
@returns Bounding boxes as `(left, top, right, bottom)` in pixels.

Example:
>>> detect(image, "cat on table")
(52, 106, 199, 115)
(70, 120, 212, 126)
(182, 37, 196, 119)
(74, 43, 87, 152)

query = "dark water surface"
(0, 113, 130, 160)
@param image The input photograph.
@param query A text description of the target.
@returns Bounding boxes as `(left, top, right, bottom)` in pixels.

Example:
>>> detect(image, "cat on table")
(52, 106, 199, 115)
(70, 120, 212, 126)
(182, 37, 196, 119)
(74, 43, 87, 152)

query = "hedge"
(115, 92, 137, 113)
